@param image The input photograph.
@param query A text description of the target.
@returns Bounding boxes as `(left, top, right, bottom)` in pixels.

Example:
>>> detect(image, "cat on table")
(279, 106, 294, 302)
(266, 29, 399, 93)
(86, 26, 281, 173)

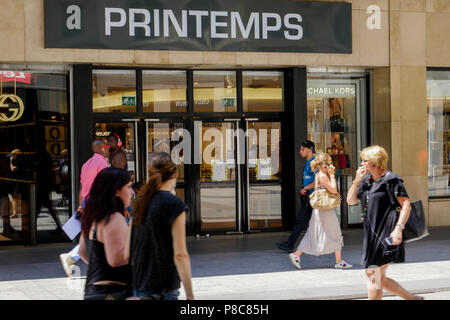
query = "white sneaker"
(59, 253, 76, 277)
(335, 260, 353, 269)
(289, 253, 302, 270)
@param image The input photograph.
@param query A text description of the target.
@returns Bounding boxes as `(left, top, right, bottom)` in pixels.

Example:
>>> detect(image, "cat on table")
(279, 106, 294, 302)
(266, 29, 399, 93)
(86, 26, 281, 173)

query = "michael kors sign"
(44, 0, 352, 53)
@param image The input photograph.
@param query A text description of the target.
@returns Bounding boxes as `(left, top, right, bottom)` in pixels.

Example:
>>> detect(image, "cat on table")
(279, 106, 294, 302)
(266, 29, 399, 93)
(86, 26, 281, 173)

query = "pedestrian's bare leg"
(10, 195, 18, 218)
(366, 266, 383, 300)
(293, 250, 303, 258)
(379, 264, 419, 300)
(334, 250, 342, 264)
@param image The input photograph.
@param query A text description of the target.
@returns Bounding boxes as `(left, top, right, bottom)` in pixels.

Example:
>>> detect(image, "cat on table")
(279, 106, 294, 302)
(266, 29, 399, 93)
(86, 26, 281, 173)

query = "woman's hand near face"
(328, 165, 336, 176)
(355, 166, 366, 183)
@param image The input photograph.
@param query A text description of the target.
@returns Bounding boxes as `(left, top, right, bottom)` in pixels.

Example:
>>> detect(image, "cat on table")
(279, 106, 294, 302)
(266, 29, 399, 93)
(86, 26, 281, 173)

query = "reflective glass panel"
(0, 70, 70, 242)
(94, 122, 136, 183)
(307, 76, 367, 225)
(243, 71, 283, 112)
(199, 122, 237, 232)
(247, 121, 282, 230)
(92, 70, 136, 113)
(307, 77, 360, 175)
(147, 122, 185, 182)
(142, 70, 187, 113)
(193, 71, 237, 112)
(427, 70, 450, 197)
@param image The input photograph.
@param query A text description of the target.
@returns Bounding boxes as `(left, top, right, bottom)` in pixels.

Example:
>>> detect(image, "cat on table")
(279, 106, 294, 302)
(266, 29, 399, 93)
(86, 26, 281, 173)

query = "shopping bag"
(404, 200, 430, 243)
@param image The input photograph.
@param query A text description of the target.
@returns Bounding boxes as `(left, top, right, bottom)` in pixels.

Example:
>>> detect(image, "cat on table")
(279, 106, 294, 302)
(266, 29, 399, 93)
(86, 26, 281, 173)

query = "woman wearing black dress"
(347, 145, 422, 300)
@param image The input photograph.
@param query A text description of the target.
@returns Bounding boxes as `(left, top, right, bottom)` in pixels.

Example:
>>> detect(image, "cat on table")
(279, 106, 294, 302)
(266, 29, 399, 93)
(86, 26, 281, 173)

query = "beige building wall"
(389, 0, 450, 227)
(0, 0, 390, 68)
(0, 0, 449, 225)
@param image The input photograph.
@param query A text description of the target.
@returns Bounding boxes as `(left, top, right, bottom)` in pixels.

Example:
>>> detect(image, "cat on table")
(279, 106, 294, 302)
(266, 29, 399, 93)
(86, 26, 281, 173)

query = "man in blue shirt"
(276, 140, 316, 253)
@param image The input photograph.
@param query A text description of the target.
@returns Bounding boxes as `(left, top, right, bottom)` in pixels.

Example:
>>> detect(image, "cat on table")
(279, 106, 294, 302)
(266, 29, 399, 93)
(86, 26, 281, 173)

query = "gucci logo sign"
(0, 94, 25, 122)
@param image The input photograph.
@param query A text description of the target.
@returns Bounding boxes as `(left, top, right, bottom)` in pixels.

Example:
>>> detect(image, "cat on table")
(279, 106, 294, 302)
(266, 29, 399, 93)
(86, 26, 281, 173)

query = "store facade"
(0, 0, 449, 244)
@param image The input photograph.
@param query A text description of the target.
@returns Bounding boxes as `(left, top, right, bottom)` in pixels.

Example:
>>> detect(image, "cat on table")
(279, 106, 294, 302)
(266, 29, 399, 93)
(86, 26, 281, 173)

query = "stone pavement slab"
(0, 227, 448, 300)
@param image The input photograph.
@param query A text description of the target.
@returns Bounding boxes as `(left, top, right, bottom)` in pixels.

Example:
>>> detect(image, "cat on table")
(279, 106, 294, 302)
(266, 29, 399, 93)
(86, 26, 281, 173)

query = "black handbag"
(383, 173, 430, 243)
(329, 112, 347, 132)
(403, 200, 430, 243)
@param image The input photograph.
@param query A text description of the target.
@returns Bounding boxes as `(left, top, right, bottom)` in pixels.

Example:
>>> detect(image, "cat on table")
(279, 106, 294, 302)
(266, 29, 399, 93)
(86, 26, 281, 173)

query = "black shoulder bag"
(385, 175, 430, 243)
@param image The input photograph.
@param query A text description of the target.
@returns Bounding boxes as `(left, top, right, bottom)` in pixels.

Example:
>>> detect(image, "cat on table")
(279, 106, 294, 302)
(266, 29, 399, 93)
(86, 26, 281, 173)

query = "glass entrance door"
(197, 119, 283, 233)
(146, 119, 187, 202)
(198, 120, 241, 233)
(245, 120, 282, 231)
(93, 121, 138, 182)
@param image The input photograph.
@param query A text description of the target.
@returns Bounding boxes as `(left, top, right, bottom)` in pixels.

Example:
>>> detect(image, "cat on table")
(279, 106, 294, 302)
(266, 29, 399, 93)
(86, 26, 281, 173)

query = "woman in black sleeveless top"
(79, 167, 133, 300)
(347, 145, 422, 301)
(132, 152, 194, 300)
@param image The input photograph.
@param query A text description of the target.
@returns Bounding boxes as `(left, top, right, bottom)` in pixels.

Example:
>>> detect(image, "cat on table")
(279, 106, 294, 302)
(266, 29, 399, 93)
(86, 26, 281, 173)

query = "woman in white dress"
(289, 152, 352, 269)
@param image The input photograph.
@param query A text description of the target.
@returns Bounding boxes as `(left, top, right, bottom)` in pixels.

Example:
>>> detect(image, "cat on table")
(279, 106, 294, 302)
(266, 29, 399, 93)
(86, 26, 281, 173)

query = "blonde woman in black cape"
(347, 145, 423, 300)
(289, 152, 352, 270)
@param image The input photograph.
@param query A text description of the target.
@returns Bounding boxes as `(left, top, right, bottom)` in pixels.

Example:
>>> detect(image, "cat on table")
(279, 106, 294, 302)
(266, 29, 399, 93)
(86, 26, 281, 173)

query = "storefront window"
(427, 70, 450, 197)
(142, 70, 187, 113)
(0, 70, 70, 242)
(307, 75, 367, 225)
(243, 71, 283, 112)
(92, 70, 136, 113)
(193, 71, 237, 112)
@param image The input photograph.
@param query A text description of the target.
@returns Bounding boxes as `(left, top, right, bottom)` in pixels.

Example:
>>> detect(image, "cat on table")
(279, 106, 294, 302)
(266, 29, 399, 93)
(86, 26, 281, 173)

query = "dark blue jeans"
(133, 289, 179, 300)
(286, 196, 313, 249)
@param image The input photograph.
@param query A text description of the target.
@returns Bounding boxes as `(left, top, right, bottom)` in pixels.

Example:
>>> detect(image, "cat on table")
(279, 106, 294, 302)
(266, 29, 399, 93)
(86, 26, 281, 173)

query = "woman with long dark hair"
(79, 167, 133, 300)
(132, 152, 194, 300)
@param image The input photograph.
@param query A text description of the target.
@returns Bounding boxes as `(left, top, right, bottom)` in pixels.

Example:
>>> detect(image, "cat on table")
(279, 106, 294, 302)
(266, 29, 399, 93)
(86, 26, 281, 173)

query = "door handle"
(223, 118, 240, 122)
(121, 118, 140, 122)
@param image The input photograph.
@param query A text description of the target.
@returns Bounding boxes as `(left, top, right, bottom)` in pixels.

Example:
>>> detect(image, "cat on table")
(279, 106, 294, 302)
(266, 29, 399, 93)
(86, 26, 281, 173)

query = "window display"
(307, 79, 358, 175)
(427, 69, 450, 197)
(0, 70, 70, 242)
(307, 76, 367, 225)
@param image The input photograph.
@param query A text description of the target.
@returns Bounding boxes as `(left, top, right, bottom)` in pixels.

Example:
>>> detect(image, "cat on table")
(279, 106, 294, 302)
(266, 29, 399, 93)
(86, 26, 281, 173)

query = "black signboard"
(44, 0, 352, 53)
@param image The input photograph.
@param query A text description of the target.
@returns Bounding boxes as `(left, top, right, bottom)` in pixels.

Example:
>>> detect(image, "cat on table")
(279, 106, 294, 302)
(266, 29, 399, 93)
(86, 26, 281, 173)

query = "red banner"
(0, 71, 32, 84)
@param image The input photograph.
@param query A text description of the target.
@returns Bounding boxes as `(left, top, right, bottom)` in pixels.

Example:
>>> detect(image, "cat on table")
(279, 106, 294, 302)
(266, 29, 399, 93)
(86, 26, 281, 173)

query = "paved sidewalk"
(0, 227, 449, 300)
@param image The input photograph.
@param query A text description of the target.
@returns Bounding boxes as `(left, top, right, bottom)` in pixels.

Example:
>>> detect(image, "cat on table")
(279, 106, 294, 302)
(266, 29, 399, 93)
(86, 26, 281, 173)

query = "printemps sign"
(44, 0, 352, 53)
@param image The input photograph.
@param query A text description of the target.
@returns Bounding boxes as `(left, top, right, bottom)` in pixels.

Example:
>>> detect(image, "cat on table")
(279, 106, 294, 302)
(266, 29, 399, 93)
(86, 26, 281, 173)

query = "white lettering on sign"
(189, 11, 209, 38)
(211, 11, 228, 39)
(284, 14, 303, 40)
(101, 8, 303, 41)
(0, 71, 31, 84)
(366, 5, 381, 30)
(66, 5, 81, 30)
(231, 12, 260, 39)
(0, 71, 26, 79)
(129, 9, 151, 37)
(96, 131, 111, 137)
(154, 9, 160, 37)
(307, 86, 356, 97)
(164, 10, 188, 37)
(105, 7, 127, 36)
(262, 13, 282, 39)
